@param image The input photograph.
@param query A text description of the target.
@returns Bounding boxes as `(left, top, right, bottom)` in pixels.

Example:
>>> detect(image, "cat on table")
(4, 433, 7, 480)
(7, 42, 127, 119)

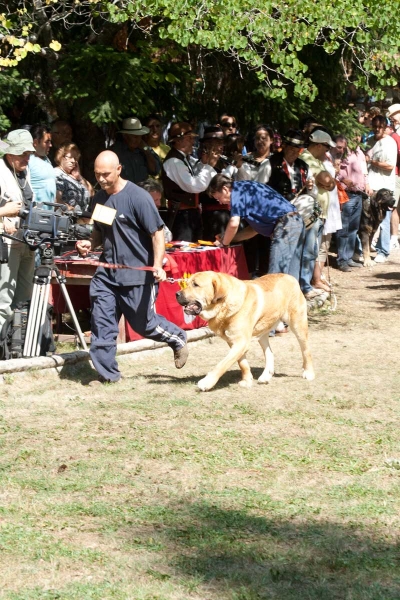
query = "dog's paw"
(239, 378, 253, 389)
(258, 371, 273, 384)
(363, 258, 373, 267)
(302, 369, 315, 381)
(197, 374, 217, 392)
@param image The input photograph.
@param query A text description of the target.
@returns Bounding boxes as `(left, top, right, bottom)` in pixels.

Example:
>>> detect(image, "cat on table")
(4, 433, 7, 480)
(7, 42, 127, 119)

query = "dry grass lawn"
(1, 255, 400, 599)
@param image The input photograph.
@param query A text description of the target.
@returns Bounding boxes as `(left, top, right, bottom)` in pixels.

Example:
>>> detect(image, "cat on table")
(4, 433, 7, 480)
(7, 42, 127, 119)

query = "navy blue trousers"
(90, 276, 187, 382)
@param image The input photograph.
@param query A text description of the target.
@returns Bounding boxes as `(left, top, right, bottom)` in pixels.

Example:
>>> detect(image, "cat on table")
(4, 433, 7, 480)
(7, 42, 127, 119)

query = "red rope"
(84, 259, 156, 272)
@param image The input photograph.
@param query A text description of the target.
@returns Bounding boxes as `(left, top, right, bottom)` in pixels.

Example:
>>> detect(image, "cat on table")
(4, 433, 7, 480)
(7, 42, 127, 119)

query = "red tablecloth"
(50, 246, 248, 341)
(125, 245, 248, 341)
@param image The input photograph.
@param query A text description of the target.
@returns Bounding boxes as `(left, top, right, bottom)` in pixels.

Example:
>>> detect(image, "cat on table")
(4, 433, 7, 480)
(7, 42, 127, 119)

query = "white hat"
(118, 117, 149, 136)
(3, 129, 35, 154)
(387, 104, 400, 119)
(308, 130, 336, 148)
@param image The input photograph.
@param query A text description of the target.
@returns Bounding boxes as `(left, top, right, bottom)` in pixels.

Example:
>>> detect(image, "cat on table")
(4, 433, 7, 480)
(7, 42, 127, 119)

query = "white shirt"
(163, 150, 216, 193)
(323, 159, 342, 234)
(367, 135, 397, 192)
(237, 156, 271, 183)
(283, 158, 296, 190)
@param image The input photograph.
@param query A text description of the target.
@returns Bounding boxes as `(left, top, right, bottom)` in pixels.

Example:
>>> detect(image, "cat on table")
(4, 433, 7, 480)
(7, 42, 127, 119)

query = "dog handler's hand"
(214, 234, 223, 247)
(153, 267, 167, 282)
(76, 239, 91, 257)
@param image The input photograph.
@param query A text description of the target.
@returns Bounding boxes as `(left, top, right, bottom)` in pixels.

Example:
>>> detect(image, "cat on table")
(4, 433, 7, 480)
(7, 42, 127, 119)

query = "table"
(50, 246, 249, 341)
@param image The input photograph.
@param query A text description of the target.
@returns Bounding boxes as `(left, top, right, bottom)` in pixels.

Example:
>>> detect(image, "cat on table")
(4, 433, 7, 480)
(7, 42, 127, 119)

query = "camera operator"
(0, 129, 36, 329)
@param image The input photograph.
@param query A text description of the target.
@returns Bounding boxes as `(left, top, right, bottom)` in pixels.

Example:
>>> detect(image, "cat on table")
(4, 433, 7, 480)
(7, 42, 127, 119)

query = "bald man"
(76, 151, 188, 383)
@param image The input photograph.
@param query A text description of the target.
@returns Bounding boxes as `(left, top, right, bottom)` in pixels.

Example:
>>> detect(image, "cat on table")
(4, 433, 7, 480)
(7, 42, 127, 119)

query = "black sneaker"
(338, 264, 351, 272)
(347, 259, 362, 268)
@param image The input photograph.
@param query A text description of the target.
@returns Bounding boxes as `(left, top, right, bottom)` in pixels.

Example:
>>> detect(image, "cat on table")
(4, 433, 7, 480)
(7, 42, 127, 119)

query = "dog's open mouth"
(183, 301, 202, 316)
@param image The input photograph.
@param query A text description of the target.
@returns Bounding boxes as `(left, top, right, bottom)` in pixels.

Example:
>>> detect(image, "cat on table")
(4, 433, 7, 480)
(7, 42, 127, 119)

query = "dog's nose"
(176, 290, 182, 300)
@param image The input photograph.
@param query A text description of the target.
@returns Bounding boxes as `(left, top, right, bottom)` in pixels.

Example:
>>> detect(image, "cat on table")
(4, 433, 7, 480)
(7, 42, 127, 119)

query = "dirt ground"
(5, 248, 400, 396)
(2, 251, 400, 599)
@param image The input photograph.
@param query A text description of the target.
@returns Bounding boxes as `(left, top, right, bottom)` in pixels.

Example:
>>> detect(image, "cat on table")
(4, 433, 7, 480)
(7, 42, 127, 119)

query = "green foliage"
(53, 43, 190, 124)
(0, 69, 34, 130)
(101, 0, 400, 101)
(1, 1, 400, 100)
(0, 0, 399, 134)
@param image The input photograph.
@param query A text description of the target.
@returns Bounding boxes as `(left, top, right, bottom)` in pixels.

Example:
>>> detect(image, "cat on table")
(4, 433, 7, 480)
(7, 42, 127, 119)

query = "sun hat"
(118, 117, 149, 136)
(282, 129, 306, 148)
(2, 129, 35, 154)
(387, 104, 400, 120)
(308, 130, 336, 148)
(167, 122, 198, 143)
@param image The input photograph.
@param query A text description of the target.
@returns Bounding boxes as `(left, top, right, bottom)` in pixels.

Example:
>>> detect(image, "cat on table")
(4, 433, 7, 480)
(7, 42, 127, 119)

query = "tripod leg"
(35, 281, 51, 356)
(24, 281, 44, 357)
(30, 279, 49, 357)
(57, 279, 88, 352)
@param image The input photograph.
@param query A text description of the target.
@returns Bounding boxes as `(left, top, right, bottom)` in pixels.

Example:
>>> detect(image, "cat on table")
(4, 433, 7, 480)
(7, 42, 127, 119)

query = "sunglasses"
(222, 121, 236, 127)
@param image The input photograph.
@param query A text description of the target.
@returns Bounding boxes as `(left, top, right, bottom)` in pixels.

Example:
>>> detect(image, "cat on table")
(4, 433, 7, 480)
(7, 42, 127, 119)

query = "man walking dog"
(76, 150, 188, 383)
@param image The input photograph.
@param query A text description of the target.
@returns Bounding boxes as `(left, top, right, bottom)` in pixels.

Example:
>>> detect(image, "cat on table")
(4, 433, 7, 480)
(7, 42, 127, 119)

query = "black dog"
(358, 188, 395, 266)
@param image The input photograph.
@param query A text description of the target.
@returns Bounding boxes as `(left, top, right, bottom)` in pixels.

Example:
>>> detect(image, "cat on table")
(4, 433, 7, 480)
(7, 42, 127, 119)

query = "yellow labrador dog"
(176, 271, 315, 391)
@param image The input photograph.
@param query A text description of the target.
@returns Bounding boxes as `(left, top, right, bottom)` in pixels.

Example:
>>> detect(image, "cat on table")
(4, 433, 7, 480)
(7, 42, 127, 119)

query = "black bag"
(0, 301, 55, 360)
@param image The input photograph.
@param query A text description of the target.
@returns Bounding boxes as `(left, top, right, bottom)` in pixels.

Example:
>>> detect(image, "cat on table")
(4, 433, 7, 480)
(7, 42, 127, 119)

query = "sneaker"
(347, 259, 363, 268)
(374, 254, 387, 264)
(352, 253, 364, 263)
(338, 263, 351, 272)
(275, 326, 289, 335)
(275, 320, 287, 332)
(304, 289, 326, 300)
(390, 237, 400, 250)
(174, 343, 189, 369)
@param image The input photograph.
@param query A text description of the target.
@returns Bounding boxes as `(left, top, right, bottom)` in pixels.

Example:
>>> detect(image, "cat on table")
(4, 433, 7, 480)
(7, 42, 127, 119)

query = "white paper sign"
(92, 203, 117, 225)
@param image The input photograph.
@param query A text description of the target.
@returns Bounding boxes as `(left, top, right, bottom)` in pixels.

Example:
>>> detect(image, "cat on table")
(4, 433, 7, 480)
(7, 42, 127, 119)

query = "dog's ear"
(211, 274, 226, 304)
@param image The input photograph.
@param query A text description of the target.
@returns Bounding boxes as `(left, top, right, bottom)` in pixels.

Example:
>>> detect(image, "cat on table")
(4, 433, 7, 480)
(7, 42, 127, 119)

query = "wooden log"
(0, 327, 214, 375)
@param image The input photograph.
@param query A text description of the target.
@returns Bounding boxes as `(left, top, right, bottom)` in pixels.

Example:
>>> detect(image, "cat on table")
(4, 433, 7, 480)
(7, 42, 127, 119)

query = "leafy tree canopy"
(1, 0, 398, 96)
(0, 0, 398, 135)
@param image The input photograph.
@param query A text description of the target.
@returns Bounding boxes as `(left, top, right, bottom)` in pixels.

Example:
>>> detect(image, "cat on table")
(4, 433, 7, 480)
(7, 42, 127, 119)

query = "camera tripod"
(23, 244, 88, 357)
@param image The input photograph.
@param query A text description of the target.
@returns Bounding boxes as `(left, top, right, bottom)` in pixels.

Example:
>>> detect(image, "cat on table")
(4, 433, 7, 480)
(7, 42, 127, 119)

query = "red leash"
(84, 259, 156, 272)
(83, 258, 183, 284)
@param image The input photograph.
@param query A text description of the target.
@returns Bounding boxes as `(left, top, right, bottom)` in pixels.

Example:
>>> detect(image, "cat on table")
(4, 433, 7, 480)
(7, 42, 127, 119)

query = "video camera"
(0, 194, 92, 263)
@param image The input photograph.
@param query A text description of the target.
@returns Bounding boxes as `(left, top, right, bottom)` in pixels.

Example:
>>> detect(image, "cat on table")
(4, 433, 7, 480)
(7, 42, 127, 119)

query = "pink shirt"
(338, 147, 368, 192)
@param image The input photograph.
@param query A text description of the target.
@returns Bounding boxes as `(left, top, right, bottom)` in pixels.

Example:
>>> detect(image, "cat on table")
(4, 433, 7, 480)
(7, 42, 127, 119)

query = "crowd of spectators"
(0, 103, 399, 333)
